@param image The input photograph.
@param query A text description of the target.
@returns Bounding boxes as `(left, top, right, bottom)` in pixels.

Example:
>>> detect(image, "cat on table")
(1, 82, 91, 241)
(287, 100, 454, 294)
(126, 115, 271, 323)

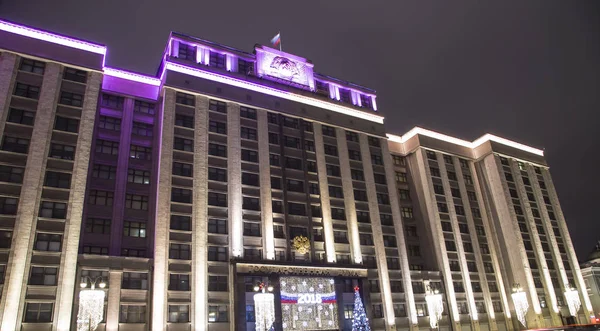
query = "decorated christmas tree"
(352, 286, 371, 331)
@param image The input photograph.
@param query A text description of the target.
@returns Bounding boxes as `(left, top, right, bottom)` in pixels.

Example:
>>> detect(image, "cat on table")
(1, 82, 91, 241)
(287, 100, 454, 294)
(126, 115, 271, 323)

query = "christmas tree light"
(352, 286, 371, 331)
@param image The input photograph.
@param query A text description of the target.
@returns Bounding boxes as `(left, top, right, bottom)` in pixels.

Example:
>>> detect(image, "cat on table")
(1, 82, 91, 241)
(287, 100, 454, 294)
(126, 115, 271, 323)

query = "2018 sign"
(297, 293, 322, 304)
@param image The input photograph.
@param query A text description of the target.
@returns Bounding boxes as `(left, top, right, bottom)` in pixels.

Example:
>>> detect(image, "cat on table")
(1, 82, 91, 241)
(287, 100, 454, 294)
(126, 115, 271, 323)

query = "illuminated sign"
(255, 46, 315, 91)
(280, 276, 338, 330)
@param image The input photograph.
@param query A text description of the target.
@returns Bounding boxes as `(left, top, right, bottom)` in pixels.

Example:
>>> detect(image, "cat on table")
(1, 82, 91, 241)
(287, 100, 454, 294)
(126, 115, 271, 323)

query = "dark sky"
(1, 1, 599, 260)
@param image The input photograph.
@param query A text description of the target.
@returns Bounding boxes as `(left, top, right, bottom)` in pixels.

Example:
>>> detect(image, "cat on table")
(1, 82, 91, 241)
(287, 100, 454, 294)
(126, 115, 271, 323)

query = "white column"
(335, 128, 361, 264)
(470, 161, 514, 330)
(106, 271, 123, 331)
(0, 52, 17, 140)
(313, 123, 336, 263)
(381, 142, 419, 331)
(55, 70, 103, 331)
(152, 88, 176, 331)
(258, 109, 274, 260)
(542, 168, 594, 317)
(192, 95, 209, 330)
(411, 150, 461, 327)
(510, 160, 559, 322)
(436, 153, 479, 330)
(453, 157, 496, 330)
(359, 135, 395, 331)
(480, 154, 542, 328)
(227, 103, 243, 258)
(0, 62, 61, 331)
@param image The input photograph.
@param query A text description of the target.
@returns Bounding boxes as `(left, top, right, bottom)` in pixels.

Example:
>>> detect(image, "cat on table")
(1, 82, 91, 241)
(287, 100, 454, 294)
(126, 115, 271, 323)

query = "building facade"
(581, 243, 600, 322)
(0, 19, 593, 331)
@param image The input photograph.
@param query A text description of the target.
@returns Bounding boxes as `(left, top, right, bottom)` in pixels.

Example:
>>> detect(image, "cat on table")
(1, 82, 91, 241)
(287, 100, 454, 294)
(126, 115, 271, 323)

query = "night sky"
(1, 1, 598, 261)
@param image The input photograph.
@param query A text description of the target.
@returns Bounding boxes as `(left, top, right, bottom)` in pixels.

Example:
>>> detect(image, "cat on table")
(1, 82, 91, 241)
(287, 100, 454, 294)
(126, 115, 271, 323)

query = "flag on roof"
(270, 32, 281, 46)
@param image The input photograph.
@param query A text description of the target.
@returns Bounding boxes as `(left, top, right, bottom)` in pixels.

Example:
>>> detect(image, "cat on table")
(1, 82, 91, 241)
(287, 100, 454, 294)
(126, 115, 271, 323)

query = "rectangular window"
(208, 192, 227, 207)
(284, 136, 300, 149)
(14, 83, 40, 99)
(324, 144, 338, 156)
(243, 197, 260, 211)
(287, 179, 304, 192)
(24, 302, 53, 322)
(125, 194, 148, 210)
(326, 164, 340, 177)
(240, 106, 257, 120)
(377, 193, 390, 205)
(29, 266, 57, 285)
(351, 169, 365, 181)
(101, 93, 124, 110)
(82, 246, 108, 255)
(98, 116, 121, 131)
(169, 273, 190, 291)
(331, 207, 346, 220)
(168, 305, 190, 323)
(130, 145, 152, 160)
(131, 122, 153, 137)
(122, 272, 148, 290)
(0, 165, 24, 184)
(241, 127, 257, 140)
(283, 116, 299, 129)
(7, 108, 35, 125)
(44, 171, 71, 189)
(88, 190, 114, 206)
(127, 169, 151, 185)
(173, 162, 193, 177)
(171, 188, 192, 204)
(354, 189, 368, 202)
(134, 100, 155, 115)
(357, 211, 370, 223)
(95, 139, 119, 155)
(1, 135, 29, 154)
(209, 99, 227, 113)
(20, 58, 46, 74)
(329, 185, 343, 198)
(346, 131, 359, 142)
(334, 230, 348, 243)
(288, 202, 306, 216)
(209, 52, 226, 68)
(34, 233, 62, 252)
(208, 218, 227, 234)
(174, 137, 194, 152)
(58, 91, 83, 107)
(285, 157, 302, 170)
(339, 88, 351, 103)
(208, 246, 228, 262)
(208, 305, 228, 322)
(54, 116, 79, 133)
(123, 221, 146, 238)
(178, 42, 196, 60)
(120, 305, 146, 323)
(359, 233, 373, 245)
(171, 215, 191, 231)
(208, 143, 226, 157)
(238, 58, 254, 75)
(321, 125, 336, 137)
(63, 67, 87, 83)
(169, 244, 191, 260)
(209, 120, 226, 134)
(38, 201, 66, 219)
(85, 218, 111, 234)
(176, 92, 195, 106)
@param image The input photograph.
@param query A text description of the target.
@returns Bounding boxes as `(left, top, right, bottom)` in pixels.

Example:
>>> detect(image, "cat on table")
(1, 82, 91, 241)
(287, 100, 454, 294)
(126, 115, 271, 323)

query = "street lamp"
(77, 276, 106, 331)
(424, 280, 444, 329)
(254, 282, 275, 331)
(511, 283, 529, 328)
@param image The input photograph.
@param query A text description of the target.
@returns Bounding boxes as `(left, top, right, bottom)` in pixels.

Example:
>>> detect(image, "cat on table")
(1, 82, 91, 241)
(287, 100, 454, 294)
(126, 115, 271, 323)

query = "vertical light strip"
(192, 95, 210, 330)
(228, 103, 243, 258)
(413, 150, 460, 323)
(469, 161, 513, 320)
(55, 70, 103, 331)
(105, 271, 123, 331)
(481, 155, 540, 326)
(436, 152, 479, 322)
(371, 96, 377, 111)
(258, 109, 275, 260)
(381, 142, 419, 327)
(335, 128, 361, 264)
(313, 123, 336, 262)
(359, 135, 395, 328)
(542, 169, 594, 316)
(510, 160, 554, 316)
(453, 156, 496, 322)
(195, 46, 204, 64)
(151, 88, 176, 331)
(172, 40, 179, 58)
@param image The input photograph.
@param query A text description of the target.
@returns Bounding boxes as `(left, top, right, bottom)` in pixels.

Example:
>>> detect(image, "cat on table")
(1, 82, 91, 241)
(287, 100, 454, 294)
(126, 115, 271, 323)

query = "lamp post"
(511, 283, 529, 328)
(254, 282, 275, 331)
(77, 276, 106, 331)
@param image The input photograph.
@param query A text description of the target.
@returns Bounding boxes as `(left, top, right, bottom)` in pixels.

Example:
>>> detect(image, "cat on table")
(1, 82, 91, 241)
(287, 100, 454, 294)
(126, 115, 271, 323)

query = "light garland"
(254, 292, 275, 331)
(425, 292, 444, 328)
(280, 276, 338, 330)
(511, 291, 529, 327)
(564, 288, 581, 317)
(292, 236, 311, 255)
(77, 289, 105, 331)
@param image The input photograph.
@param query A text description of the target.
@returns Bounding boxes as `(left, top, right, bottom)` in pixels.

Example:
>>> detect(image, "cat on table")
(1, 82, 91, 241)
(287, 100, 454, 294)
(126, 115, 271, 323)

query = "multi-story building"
(581, 243, 600, 322)
(0, 19, 593, 331)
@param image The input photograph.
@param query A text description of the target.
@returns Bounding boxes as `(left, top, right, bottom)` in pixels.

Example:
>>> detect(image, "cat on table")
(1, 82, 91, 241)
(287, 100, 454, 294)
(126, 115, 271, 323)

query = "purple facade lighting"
(103, 67, 161, 86)
(163, 61, 385, 124)
(0, 20, 106, 55)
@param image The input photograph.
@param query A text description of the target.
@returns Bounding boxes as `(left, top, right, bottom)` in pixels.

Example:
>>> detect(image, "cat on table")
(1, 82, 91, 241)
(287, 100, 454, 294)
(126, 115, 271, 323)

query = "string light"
(564, 286, 581, 317)
(280, 277, 338, 330)
(425, 288, 444, 329)
(77, 290, 105, 331)
(511, 284, 529, 327)
(352, 286, 371, 331)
